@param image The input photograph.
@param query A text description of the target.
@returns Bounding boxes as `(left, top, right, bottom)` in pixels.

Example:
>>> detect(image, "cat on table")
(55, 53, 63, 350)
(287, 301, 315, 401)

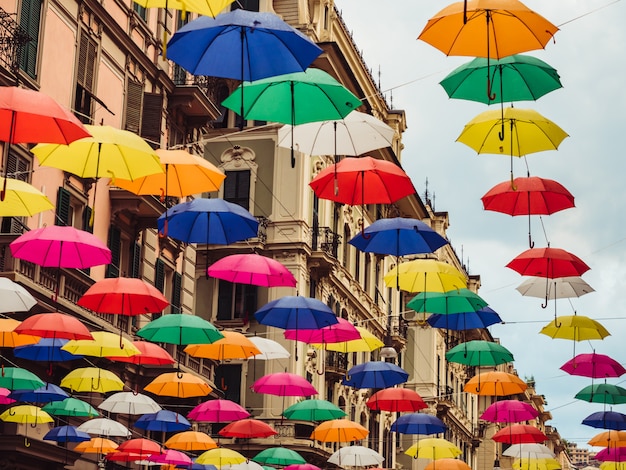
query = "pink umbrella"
(283, 318, 361, 344)
(187, 399, 250, 422)
(251, 372, 318, 397)
(480, 400, 539, 423)
(596, 447, 626, 462)
(147, 449, 192, 466)
(0, 387, 16, 405)
(207, 253, 297, 288)
(561, 353, 626, 379)
(284, 465, 321, 470)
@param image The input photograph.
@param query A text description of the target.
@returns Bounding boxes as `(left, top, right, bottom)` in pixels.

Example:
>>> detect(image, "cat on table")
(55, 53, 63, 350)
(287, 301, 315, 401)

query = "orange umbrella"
(74, 437, 119, 454)
(310, 419, 369, 443)
(164, 431, 217, 451)
(589, 431, 626, 448)
(0, 318, 39, 347)
(144, 372, 212, 398)
(464, 371, 527, 396)
(425, 459, 471, 470)
(184, 331, 261, 361)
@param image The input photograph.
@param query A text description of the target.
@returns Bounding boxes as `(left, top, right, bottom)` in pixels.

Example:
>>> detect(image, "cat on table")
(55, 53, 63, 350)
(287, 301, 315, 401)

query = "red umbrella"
(77, 277, 169, 316)
(506, 247, 590, 279)
(107, 340, 175, 365)
(560, 353, 626, 379)
(14, 312, 93, 340)
(480, 400, 539, 423)
(481, 176, 575, 248)
(187, 399, 250, 422)
(106, 451, 144, 463)
(207, 253, 297, 288)
(219, 418, 278, 438)
(366, 388, 428, 412)
(492, 424, 548, 444)
(117, 438, 163, 455)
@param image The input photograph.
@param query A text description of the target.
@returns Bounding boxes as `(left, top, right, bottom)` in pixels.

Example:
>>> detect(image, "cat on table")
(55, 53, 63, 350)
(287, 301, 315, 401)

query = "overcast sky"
(338, 0, 626, 449)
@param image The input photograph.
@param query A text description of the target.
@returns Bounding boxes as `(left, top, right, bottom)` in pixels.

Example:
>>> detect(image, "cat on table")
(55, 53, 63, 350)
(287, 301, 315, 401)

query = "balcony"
(324, 351, 348, 378)
(0, 7, 31, 80)
(309, 226, 341, 279)
(169, 71, 221, 127)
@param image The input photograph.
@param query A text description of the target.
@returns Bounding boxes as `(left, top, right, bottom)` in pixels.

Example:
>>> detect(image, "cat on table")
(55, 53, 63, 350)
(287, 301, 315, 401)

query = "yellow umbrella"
(164, 431, 217, 451)
(74, 437, 119, 454)
(133, 0, 233, 17)
(310, 419, 369, 443)
(0, 318, 40, 347)
(0, 178, 54, 217)
(405, 437, 462, 460)
(540, 315, 610, 341)
(60, 367, 124, 393)
(184, 331, 261, 361)
(513, 458, 561, 470)
(61, 331, 141, 358)
(0, 404, 54, 446)
(312, 326, 383, 353)
(601, 463, 626, 470)
(144, 371, 212, 398)
(113, 149, 225, 199)
(384, 259, 467, 293)
(196, 448, 246, 467)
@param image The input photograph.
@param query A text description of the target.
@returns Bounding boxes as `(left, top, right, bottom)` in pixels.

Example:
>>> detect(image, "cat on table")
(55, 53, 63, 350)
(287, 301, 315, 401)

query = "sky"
(338, 0, 626, 450)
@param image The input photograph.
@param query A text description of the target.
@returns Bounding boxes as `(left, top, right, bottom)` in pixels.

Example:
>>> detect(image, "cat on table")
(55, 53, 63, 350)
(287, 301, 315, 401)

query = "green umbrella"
(407, 288, 488, 315)
(136, 314, 224, 345)
(0, 367, 45, 390)
(574, 384, 626, 405)
(282, 399, 347, 422)
(253, 448, 306, 466)
(446, 340, 514, 367)
(42, 397, 99, 418)
(440, 54, 562, 104)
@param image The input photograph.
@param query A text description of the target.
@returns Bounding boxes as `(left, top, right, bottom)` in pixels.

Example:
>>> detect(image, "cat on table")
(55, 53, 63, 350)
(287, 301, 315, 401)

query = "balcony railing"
(0, 7, 31, 77)
(311, 226, 341, 258)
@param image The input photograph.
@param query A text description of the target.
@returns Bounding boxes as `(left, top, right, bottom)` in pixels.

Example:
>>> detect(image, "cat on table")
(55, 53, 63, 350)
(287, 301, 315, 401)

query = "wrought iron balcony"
(0, 7, 31, 78)
(311, 226, 341, 258)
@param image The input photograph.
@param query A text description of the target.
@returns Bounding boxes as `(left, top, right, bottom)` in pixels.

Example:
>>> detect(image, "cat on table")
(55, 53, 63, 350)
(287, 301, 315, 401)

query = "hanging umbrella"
(164, 431, 217, 451)
(367, 388, 428, 412)
(77, 418, 129, 437)
(42, 397, 99, 418)
(596, 448, 626, 461)
(188, 399, 249, 422)
(77, 277, 169, 316)
(492, 424, 548, 444)
(252, 372, 317, 397)
(328, 445, 384, 466)
(61, 331, 141, 358)
(516, 276, 594, 300)
(249, 337, 291, 360)
(540, 315, 610, 342)
(425, 460, 472, 470)
(589, 430, 626, 447)
(310, 418, 368, 442)
(503, 444, 555, 459)
(0, 367, 45, 390)
(383, 258, 467, 293)
(75, 438, 118, 455)
(117, 437, 164, 456)
(185, 331, 261, 361)
(99, 391, 162, 415)
(43, 425, 91, 443)
(561, 353, 626, 378)
(14, 338, 83, 362)
(8, 383, 68, 403)
(0, 318, 40, 348)
(148, 449, 193, 467)
(342, 361, 409, 389)
(407, 288, 488, 315)
(106, 451, 146, 463)
(219, 419, 277, 438)
(602, 464, 626, 470)
(145, 371, 212, 398)
(405, 437, 462, 459)
(196, 448, 246, 467)
(207, 253, 297, 288)
(0, 178, 54, 216)
(137, 313, 224, 345)
(513, 459, 561, 470)
(317, 326, 384, 353)
(446, 340, 514, 366)
(284, 465, 321, 470)
(284, 317, 361, 344)
(427, 307, 502, 330)
(0, 277, 37, 313)
(60, 367, 124, 393)
(480, 400, 539, 423)
(390, 413, 447, 435)
(14, 312, 93, 340)
(135, 410, 191, 432)
(464, 371, 527, 396)
(223, 462, 265, 470)
(107, 340, 175, 365)
(583, 411, 626, 431)
(282, 399, 346, 422)
(0, 404, 53, 445)
(0, 387, 15, 405)
(575, 384, 626, 405)
(253, 448, 306, 466)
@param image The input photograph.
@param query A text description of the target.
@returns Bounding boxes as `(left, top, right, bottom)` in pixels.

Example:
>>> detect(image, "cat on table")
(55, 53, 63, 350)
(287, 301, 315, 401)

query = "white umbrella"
(249, 337, 290, 360)
(503, 443, 556, 459)
(0, 277, 37, 313)
(223, 462, 265, 470)
(277, 111, 395, 157)
(516, 276, 594, 300)
(98, 392, 162, 415)
(77, 418, 130, 437)
(328, 445, 384, 467)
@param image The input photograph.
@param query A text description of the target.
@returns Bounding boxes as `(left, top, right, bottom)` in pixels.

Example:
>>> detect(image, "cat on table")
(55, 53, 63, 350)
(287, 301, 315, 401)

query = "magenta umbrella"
(284, 465, 321, 470)
(207, 253, 297, 288)
(561, 353, 626, 379)
(283, 318, 360, 344)
(480, 400, 539, 423)
(147, 449, 192, 466)
(0, 387, 16, 405)
(187, 398, 250, 422)
(251, 372, 318, 397)
(595, 447, 626, 462)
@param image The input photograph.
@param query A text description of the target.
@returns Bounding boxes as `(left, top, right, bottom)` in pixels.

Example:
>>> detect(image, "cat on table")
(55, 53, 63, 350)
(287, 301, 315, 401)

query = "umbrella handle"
(316, 348, 325, 375)
(24, 436, 30, 447)
(30, 422, 38, 428)
(47, 362, 53, 376)
(8, 407, 16, 416)
(221, 377, 228, 391)
(177, 369, 184, 379)
(487, 78, 496, 102)
(0, 177, 7, 202)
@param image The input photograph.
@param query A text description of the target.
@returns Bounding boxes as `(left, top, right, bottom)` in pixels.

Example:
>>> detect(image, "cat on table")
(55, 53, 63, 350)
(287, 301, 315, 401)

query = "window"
(171, 271, 182, 313)
(55, 186, 92, 232)
(19, 0, 42, 78)
(130, 242, 141, 279)
(231, 0, 259, 11)
(216, 280, 257, 322)
(223, 170, 250, 210)
(214, 364, 242, 403)
(364, 253, 371, 295)
(75, 31, 98, 124)
(155, 258, 165, 292)
(106, 226, 121, 278)
(132, 1, 147, 21)
(210, 83, 231, 128)
(1, 152, 31, 233)
(124, 78, 163, 148)
(342, 223, 350, 269)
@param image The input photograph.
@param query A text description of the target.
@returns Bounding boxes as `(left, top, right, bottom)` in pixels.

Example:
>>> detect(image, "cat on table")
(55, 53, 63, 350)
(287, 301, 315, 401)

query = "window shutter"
(77, 33, 97, 90)
(82, 206, 93, 233)
(6, 153, 29, 182)
(55, 187, 71, 226)
(19, 0, 41, 78)
(224, 170, 250, 210)
(106, 226, 121, 278)
(171, 271, 182, 313)
(140, 93, 163, 148)
(155, 258, 165, 292)
(125, 79, 143, 133)
(130, 242, 141, 279)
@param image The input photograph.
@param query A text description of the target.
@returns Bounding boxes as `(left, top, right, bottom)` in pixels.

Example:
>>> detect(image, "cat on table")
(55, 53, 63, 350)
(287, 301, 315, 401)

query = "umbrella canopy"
(427, 307, 502, 330)
(0, 277, 37, 313)
(43, 425, 91, 443)
(99, 391, 162, 415)
(167, 9, 322, 81)
(0, 318, 40, 348)
(207, 253, 296, 288)
(383, 259, 467, 293)
(575, 384, 626, 405)
(251, 372, 317, 397)
(503, 444, 555, 459)
(446, 340, 514, 366)
(516, 276, 595, 300)
(223, 462, 265, 470)
(425, 460, 471, 470)
(0, 387, 15, 405)
(196, 448, 246, 467)
(602, 464, 626, 470)
(328, 446, 384, 466)
(10, 226, 111, 269)
(135, 410, 191, 432)
(164, 431, 217, 451)
(464, 371, 527, 396)
(145, 372, 212, 398)
(253, 448, 306, 466)
(282, 399, 346, 422)
(61, 331, 141, 358)
(14, 312, 93, 340)
(589, 431, 626, 448)
(77, 277, 169, 315)
(249, 336, 291, 360)
(407, 288, 488, 315)
(514, 459, 561, 470)
(492, 424, 548, 444)
(309, 156, 415, 206)
(507, 247, 591, 279)
(342, 361, 409, 389)
(133, 0, 232, 17)
(219, 419, 277, 438)
(148, 449, 193, 467)
(137, 313, 224, 345)
(185, 331, 261, 361)
(77, 418, 130, 437)
(0, 404, 53, 424)
(284, 317, 360, 344)
(0, 178, 54, 216)
(0, 367, 45, 390)
(561, 353, 626, 379)
(405, 437, 462, 459)
(367, 388, 428, 412)
(118, 437, 163, 456)
(107, 340, 175, 365)
(255, 296, 338, 330)
(188, 398, 249, 422)
(42, 397, 99, 417)
(8, 383, 68, 403)
(316, 326, 384, 353)
(390, 413, 447, 435)
(14, 338, 83, 362)
(583, 411, 626, 431)
(284, 465, 321, 470)
(540, 315, 610, 342)
(74, 437, 119, 453)
(311, 419, 369, 442)
(60, 367, 124, 393)
(158, 198, 259, 244)
(480, 400, 539, 423)
(596, 447, 626, 462)
(278, 110, 395, 157)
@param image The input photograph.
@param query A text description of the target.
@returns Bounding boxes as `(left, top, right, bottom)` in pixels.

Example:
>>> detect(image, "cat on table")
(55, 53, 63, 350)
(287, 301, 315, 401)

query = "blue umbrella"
(426, 307, 502, 331)
(349, 218, 448, 256)
(43, 425, 91, 443)
(390, 413, 447, 435)
(178, 464, 218, 470)
(342, 362, 409, 389)
(582, 411, 626, 431)
(9, 383, 69, 403)
(134, 409, 191, 432)
(14, 338, 83, 362)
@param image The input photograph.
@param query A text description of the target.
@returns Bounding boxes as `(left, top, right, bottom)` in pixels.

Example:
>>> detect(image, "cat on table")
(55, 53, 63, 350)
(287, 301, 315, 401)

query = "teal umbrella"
(42, 397, 99, 418)
(253, 448, 305, 466)
(575, 384, 626, 405)
(282, 399, 346, 422)
(0, 367, 44, 390)
(407, 288, 488, 315)
(136, 314, 223, 345)
(446, 340, 514, 366)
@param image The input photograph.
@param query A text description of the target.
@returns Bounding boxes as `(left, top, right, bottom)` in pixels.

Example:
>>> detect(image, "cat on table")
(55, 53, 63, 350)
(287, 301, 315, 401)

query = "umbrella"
(77, 277, 169, 316)
(480, 400, 539, 423)
(282, 399, 346, 422)
(407, 288, 488, 315)
(14, 312, 93, 340)
(383, 259, 467, 293)
(219, 419, 277, 438)
(77, 418, 130, 437)
(277, 110, 395, 157)
(425, 460, 472, 470)
(445, 340, 514, 366)
(0, 404, 54, 444)
(602, 464, 626, 470)
(185, 331, 261, 361)
(207, 253, 297, 288)
(0, 277, 36, 313)
(0, 318, 40, 347)
(164, 431, 217, 451)
(249, 336, 291, 360)
(575, 384, 626, 405)
(589, 430, 626, 448)
(251, 372, 317, 397)
(106, 451, 146, 463)
(596, 448, 626, 461)
(310, 418, 368, 442)
(74, 438, 118, 455)
(316, 326, 384, 353)
(42, 397, 99, 417)
(188, 398, 249, 422)
(137, 313, 224, 345)
(427, 307, 502, 330)
(516, 276, 594, 300)
(284, 465, 321, 470)
(583, 411, 626, 431)
(8, 383, 68, 403)
(118, 437, 163, 456)
(492, 424, 548, 444)
(148, 449, 193, 467)
(253, 448, 306, 466)
(135, 410, 191, 432)
(342, 361, 409, 389)
(366, 388, 428, 412)
(61, 331, 141, 358)
(196, 448, 246, 467)
(223, 462, 265, 470)
(14, 338, 83, 362)
(284, 317, 360, 344)
(390, 413, 447, 435)
(540, 315, 610, 342)
(328, 445, 384, 466)
(561, 353, 626, 379)
(99, 391, 162, 415)
(503, 444, 555, 459)
(0, 387, 15, 405)
(405, 437, 462, 459)
(107, 340, 176, 365)
(513, 459, 561, 470)
(43, 425, 91, 443)
(464, 371, 527, 396)
(145, 371, 212, 398)
(0, 367, 45, 390)
(60, 367, 124, 393)
(0, 178, 54, 216)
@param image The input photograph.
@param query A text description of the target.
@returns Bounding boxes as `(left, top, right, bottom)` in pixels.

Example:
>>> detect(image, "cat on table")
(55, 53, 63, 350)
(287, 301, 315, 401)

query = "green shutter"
(19, 0, 41, 78)
(155, 258, 165, 292)
(82, 206, 93, 233)
(130, 242, 141, 278)
(106, 226, 121, 278)
(55, 187, 71, 226)
(171, 271, 182, 313)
